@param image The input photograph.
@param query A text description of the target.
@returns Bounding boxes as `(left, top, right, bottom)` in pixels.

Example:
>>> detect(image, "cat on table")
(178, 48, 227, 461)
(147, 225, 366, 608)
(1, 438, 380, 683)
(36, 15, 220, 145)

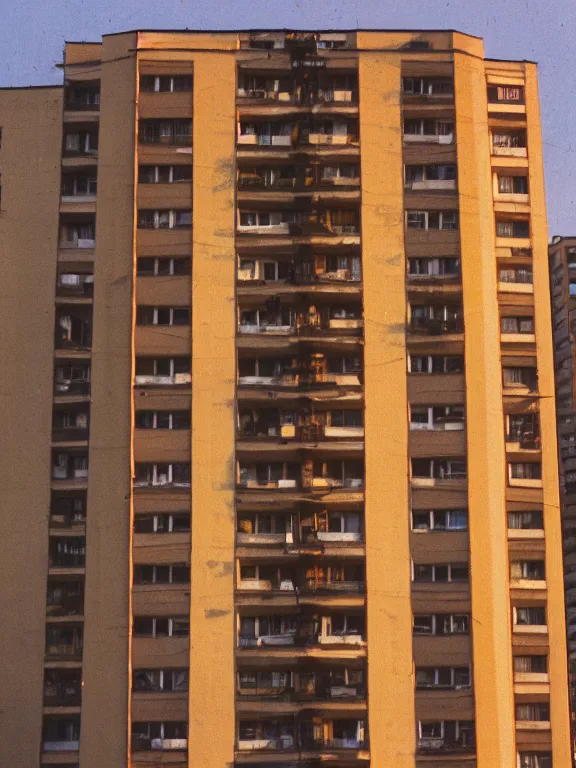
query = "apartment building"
(549, 234, 576, 735)
(0, 28, 570, 768)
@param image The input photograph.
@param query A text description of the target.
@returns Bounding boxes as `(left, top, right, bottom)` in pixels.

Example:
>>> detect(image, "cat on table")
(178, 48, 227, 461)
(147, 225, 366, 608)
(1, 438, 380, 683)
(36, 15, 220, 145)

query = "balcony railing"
(42, 739, 80, 752)
(54, 380, 91, 396)
(52, 427, 90, 442)
(237, 89, 358, 106)
(237, 736, 295, 751)
(46, 594, 84, 616)
(131, 736, 188, 752)
(303, 579, 365, 593)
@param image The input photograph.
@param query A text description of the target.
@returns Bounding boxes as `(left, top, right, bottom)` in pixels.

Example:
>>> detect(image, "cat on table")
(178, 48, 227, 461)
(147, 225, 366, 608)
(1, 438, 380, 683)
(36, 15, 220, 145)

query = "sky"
(1, 0, 575, 234)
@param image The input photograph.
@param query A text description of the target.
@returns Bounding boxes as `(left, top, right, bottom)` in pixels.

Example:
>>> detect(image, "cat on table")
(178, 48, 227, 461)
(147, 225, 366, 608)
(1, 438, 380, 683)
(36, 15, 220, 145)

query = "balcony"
(54, 365, 91, 397)
(45, 627, 83, 659)
(46, 583, 84, 617)
(491, 131, 527, 158)
(49, 538, 86, 569)
(55, 311, 92, 351)
(56, 273, 94, 298)
(44, 671, 82, 707)
(408, 316, 463, 336)
(239, 633, 296, 648)
(417, 736, 475, 755)
(52, 455, 88, 483)
(65, 85, 100, 112)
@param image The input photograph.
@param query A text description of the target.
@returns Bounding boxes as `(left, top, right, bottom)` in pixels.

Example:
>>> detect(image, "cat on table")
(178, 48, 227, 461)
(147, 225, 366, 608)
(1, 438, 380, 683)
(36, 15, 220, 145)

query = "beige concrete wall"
(189, 52, 237, 767)
(359, 53, 415, 767)
(525, 63, 573, 765)
(80, 32, 137, 768)
(454, 53, 516, 767)
(0, 85, 63, 767)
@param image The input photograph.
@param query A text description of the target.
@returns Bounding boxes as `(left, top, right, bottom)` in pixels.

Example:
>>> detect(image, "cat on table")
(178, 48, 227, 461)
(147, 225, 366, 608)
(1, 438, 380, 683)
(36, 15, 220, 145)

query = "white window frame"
(416, 666, 471, 689)
(411, 509, 468, 532)
(411, 562, 469, 583)
(141, 307, 190, 326)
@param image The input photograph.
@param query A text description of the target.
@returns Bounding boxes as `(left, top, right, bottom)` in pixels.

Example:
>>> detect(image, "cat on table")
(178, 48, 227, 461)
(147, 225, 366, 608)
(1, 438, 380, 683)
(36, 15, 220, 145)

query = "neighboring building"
(549, 234, 576, 743)
(0, 28, 571, 768)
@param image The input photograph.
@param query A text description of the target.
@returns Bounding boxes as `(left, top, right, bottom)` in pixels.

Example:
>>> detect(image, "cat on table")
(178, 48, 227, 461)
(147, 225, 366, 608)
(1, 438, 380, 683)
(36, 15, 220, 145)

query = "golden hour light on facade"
(0, 28, 571, 768)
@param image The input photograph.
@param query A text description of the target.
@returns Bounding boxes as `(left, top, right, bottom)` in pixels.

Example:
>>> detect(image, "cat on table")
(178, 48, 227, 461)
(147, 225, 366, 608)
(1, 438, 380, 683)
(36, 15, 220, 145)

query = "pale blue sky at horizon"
(1, 0, 575, 233)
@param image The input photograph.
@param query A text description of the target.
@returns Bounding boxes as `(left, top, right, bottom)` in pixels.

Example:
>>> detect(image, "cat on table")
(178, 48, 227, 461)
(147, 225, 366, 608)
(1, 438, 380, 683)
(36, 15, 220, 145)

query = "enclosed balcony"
(238, 615, 298, 647)
(46, 579, 84, 617)
(56, 271, 94, 299)
(506, 413, 540, 451)
(55, 309, 92, 351)
(61, 170, 97, 203)
(65, 83, 100, 111)
(237, 406, 364, 441)
(238, 117, 359, 149)
(312, 459, 364, 490)
(237, 73, 358, 106)
(49, 537, 86, 569)
(49, 492, 87, 528)
(402, 77, 454, 100)
(515, 703, 551, 730)
(301, 717, 367, 751)
(407, 256, 460, 283)
(133, 462, 191, 489)
(491, 129, 527, 157)
(409, 405, 465, 432)
(138, 118, 192, 146)
(302, 563, 365, 594)
(237, 162, 361, 192)
(417, 719, 475, 755)
(301, 509, 363, 544)
(411, 457, 467, 487)
(403, 117, 454, 144)
(237, 250, 361, 285)
(237, 666, 365, 701)
(59, 218, 95, 251)
(404, 163, 457, 192)
(318, 614, 366, 646)
(131, 722, 188, 752)
(237, 207, 360, 237)
(52, 451, 88, 483)
(63, 127, 98, 158)
(237, 718, 295, 752)
(54, 363, 91, 397)
(42, 715, 81, 752)
(510, 560, 546, 589)
(237, 352, 363, 388)
(238, 462, 301, 490)
(52, 406, 90, 443)
(45, 625, 83, 659)
(238, 300, 363, 337)
(134, 356, 191, 387)
(237, 511, 293, 545)
(408, 304, 464, 336)
(44, 669, 82, 707)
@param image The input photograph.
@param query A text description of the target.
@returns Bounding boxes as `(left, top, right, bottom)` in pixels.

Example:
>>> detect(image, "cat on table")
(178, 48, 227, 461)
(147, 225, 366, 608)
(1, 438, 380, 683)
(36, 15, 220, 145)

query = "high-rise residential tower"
(0, 28, 570, 768)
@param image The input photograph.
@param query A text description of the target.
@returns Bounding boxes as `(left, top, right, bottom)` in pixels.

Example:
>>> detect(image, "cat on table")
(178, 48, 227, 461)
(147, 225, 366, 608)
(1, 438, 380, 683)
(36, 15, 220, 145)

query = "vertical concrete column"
(189, 51, 237, 767)
(525, 62, 573, 765)
(0, 86, 62, 767)
(358, 49, 415, 768)
(454, 52, 516, 767)
(80, 32, 137, 768)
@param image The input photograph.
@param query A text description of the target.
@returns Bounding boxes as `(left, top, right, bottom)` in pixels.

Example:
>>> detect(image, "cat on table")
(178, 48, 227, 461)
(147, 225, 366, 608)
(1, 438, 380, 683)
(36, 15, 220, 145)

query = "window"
(417, 720, 475, 750)
(509, 463, 542, 480)
(406, 210, 458, 230)
(62, 174, 97, 197)
(507, 511, 543, 530)
(135, 357, 190, 379)
(411, 458, 467, 480)
(136, 307, 191, 326)
(487, 85, 525, 103)
(133, 617, 190, 637)
(498, 175, 528, 194)
(139, 165, 192, 184)
(133, 669, 188, 692)
(403, 118, 454, 137)
(134, 513, 190, 533)
(402, 78, 454, 96)
(518, 753, 552, 768)
(408, 257, 460, 277)
(139, 119, 192, 146)
(500, 316, 534, 334)
(132, 721, 188, 749)
(137, 257, 191, 276)
(516, 704, 550, 722)
(405, 164, 456, 184)
(135, 411, 190, 429)
(140, 75, 192, 92)
(513, 656, 547, 674)
(133, 565, 190, 584)
(413, 614, 469, 635)
(492, 131, 526, 148)
(498, 267, 533, 284)
(408, 355, 464, 374)
(415, 667, 470, 689)
(412, 509, 468, 532)
(496, 220, 530, 238)
(137, 210, 192, 229)
(412, 563, 469, 583)
(134, 463, 191, 487)
(510, 561, 545, 581)
(502, 367, 537, 390)
(409, 405, 465, 431)
(329, 410, 363, 428)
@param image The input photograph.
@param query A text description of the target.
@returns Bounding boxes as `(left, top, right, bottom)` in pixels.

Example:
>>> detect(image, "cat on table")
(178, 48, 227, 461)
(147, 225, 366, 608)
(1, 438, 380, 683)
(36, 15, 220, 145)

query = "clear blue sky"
(1, 0, 574, 234)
